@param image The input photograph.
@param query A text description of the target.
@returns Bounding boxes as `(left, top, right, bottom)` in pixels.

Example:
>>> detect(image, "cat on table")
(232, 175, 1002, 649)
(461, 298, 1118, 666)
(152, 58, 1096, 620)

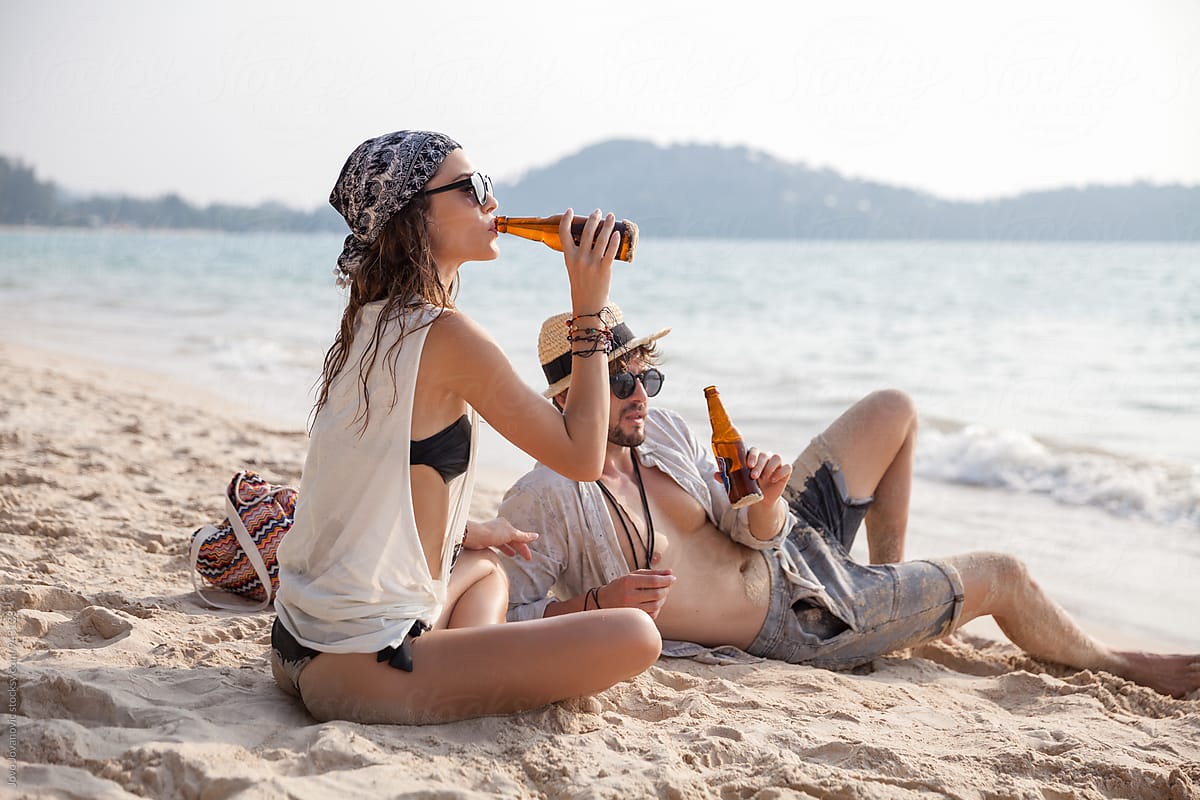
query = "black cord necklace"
(595, 449, 656, 571)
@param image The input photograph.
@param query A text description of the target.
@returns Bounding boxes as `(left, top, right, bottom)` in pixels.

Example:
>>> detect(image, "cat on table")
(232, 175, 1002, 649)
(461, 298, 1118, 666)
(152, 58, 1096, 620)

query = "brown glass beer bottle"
(704, 385, 763, 509)
(495, 214, 639, 263)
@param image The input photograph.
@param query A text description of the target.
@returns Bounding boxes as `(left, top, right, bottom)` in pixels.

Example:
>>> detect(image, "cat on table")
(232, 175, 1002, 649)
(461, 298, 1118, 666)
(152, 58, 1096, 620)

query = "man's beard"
(608, 403, 646, 448)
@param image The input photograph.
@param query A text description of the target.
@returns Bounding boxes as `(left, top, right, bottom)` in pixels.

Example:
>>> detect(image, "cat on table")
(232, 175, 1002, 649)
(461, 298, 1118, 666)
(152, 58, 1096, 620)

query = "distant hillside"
(0, 156, 343, 233)
(498, 140, 1200, 241)
(4, 144, 1199, 240)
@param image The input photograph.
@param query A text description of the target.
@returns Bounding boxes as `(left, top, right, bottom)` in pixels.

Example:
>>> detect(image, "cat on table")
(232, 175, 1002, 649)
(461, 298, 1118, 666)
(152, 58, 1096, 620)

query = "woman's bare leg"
(436, 549, 509, 629)
(288, 546, 662, 724)
(296, 609, 662, 724)
(945, 551, 1200, 698)
(796, 388, 917, 563)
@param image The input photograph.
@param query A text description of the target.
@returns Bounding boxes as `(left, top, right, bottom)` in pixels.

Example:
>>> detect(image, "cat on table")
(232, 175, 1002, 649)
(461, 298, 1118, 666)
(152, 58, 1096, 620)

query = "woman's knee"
(459, 546, 504, 569)
(581, 609, 661, 674)
(609, 608, 663, 670)
(455, 548, 509, 587)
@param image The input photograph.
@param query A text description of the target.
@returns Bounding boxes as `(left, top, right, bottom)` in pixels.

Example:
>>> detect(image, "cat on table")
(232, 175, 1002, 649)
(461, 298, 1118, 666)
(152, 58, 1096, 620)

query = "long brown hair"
(312, 194, 455, 431)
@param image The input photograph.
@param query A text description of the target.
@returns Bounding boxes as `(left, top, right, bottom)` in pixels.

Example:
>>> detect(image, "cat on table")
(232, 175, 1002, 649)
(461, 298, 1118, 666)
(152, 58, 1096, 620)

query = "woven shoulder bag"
(190, 470, 296, 611)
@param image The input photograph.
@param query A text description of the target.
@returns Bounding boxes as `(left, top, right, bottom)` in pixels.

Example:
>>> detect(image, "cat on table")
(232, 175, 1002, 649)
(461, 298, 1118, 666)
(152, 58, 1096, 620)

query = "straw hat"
(538, 303, 671, 398)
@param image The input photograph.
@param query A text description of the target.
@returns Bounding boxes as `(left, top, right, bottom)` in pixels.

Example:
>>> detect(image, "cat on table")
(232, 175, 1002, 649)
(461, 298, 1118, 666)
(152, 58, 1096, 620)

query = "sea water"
(1, 229, 1197, 649)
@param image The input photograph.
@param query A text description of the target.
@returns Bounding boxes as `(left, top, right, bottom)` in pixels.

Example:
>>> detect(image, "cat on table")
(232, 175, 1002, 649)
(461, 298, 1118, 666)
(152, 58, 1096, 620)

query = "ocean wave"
(200, 336, 314, 375)
(916, 425, 1200, 528)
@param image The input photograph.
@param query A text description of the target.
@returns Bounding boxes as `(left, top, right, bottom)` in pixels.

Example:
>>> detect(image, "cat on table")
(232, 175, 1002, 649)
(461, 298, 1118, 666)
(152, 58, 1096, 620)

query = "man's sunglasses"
(421, 171, 493, 205)
(610, 368, 665, 400)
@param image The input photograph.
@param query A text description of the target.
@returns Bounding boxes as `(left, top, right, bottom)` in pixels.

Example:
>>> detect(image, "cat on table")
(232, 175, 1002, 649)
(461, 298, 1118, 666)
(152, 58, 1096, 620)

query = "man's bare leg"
(795, 389, 917, 563)
(945, 551, 1200, 698)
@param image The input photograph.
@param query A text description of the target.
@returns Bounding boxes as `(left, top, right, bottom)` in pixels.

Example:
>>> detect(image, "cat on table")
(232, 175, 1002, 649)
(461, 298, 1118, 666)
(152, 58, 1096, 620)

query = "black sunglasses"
(609, 368, 664, 400)
(421, 171, 493, 205)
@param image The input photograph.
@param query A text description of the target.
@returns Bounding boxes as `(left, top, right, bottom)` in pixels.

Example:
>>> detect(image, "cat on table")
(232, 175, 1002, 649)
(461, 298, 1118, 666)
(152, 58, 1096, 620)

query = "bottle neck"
(705, 392, 738, 440)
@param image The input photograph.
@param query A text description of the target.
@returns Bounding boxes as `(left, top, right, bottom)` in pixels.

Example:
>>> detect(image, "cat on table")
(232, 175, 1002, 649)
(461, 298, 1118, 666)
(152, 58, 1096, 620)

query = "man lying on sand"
(497, 303, 1200, 699)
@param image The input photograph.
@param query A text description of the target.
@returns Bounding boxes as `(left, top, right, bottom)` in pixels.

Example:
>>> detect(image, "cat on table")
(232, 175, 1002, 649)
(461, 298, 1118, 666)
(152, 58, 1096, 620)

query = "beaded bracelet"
(567, 307, 610, 325)
(565, 307, 615, 338)
(570, 332, 614, 358)
(566, 307, 615, 358)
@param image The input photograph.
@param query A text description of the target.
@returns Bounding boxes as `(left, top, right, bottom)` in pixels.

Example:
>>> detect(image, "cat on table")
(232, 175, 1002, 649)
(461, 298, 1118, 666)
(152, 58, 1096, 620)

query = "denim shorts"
(746, 443, 964, 669)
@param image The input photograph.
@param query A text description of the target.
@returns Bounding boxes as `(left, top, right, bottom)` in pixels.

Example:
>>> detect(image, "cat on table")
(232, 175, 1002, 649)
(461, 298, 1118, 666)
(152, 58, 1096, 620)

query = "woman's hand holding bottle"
(559, 208, 618, 314)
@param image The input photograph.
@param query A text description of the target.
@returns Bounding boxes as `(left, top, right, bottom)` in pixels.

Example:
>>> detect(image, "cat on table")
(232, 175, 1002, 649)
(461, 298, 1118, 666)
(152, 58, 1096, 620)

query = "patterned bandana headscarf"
(328, 130, 461, 288)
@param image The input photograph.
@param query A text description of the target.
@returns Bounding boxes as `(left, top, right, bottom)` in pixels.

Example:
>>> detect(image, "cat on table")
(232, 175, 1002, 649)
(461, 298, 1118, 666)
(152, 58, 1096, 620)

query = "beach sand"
(3, 342, 1198, 799)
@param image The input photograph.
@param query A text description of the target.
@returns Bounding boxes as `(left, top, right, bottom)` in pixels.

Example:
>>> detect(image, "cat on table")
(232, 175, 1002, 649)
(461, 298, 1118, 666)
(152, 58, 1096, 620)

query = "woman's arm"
(421, 311, 608, 480)
(425, 210, 621, 480)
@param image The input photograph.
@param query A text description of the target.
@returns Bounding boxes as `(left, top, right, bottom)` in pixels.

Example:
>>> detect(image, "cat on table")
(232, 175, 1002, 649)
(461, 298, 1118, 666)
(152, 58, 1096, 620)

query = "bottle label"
(716, 456, 732, 492)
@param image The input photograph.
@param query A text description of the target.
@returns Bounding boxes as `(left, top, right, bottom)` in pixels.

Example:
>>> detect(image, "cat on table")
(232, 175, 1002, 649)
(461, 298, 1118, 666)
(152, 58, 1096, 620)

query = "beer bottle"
(704, 385, 763, 509)
(495, 215, 639, 263)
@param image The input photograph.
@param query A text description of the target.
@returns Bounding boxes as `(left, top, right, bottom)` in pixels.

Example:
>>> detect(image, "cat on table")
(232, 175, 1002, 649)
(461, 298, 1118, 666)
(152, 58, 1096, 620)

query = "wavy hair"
(312, 194, 456, 432)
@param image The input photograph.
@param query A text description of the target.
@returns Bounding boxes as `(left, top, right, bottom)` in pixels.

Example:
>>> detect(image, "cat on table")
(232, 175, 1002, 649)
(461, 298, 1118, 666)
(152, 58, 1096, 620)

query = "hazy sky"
(3, 0, 1198, 209)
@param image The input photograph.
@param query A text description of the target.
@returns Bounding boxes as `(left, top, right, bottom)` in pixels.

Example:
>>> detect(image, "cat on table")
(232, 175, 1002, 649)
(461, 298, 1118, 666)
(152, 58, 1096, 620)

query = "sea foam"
(917, 424, 1200, 529)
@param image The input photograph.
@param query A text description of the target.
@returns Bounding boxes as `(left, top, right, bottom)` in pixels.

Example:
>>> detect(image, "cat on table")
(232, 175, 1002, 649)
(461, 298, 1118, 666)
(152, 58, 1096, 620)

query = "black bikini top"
(410, 414, 471, 483)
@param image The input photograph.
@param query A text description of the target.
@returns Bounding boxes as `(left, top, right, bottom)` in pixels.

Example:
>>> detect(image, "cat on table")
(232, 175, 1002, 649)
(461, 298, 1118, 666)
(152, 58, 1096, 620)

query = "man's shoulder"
(500, 462, 587, 533)
(504, 461, 581, 497)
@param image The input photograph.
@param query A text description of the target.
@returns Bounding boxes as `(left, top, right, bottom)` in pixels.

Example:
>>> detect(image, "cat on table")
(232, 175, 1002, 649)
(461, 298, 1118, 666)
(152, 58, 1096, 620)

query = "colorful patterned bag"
(190, 470, 296, 611)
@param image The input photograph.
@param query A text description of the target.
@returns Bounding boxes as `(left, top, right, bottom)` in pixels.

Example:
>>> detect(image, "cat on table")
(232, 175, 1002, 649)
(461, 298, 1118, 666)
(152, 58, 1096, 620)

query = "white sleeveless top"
(274, 302, 478, 653)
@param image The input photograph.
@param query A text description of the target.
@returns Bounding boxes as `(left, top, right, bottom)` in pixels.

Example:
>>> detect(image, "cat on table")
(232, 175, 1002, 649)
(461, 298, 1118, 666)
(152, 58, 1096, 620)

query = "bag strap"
(190, 474, 279, 612)
(224, 492, 275, 612)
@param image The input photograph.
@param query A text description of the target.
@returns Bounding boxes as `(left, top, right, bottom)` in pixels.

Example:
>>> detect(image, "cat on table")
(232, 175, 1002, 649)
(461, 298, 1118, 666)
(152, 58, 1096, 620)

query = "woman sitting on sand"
(270, 130, 661, 724)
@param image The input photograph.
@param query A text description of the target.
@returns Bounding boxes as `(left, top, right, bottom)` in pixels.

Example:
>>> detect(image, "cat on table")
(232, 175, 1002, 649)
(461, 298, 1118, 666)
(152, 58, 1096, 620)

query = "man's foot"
(1111, 651, 1200, 699)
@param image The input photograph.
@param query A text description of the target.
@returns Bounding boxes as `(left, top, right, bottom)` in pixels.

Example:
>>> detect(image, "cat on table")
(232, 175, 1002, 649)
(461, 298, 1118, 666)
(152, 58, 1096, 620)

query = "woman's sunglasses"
(421, 171, 493, 205)
(609, 368, 665, 400)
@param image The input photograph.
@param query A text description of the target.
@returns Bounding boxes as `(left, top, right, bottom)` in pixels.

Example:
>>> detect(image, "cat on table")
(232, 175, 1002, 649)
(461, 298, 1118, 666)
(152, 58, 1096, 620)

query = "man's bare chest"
(601, 464, 710, 571)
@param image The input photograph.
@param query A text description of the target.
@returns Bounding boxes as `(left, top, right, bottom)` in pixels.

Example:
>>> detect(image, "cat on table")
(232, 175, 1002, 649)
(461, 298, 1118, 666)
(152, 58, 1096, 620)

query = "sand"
(2, 342, 1198, 800)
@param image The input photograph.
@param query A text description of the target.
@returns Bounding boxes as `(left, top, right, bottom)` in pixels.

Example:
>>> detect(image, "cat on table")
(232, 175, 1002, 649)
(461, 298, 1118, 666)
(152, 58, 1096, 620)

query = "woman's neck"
(437, 260, 461, 292)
